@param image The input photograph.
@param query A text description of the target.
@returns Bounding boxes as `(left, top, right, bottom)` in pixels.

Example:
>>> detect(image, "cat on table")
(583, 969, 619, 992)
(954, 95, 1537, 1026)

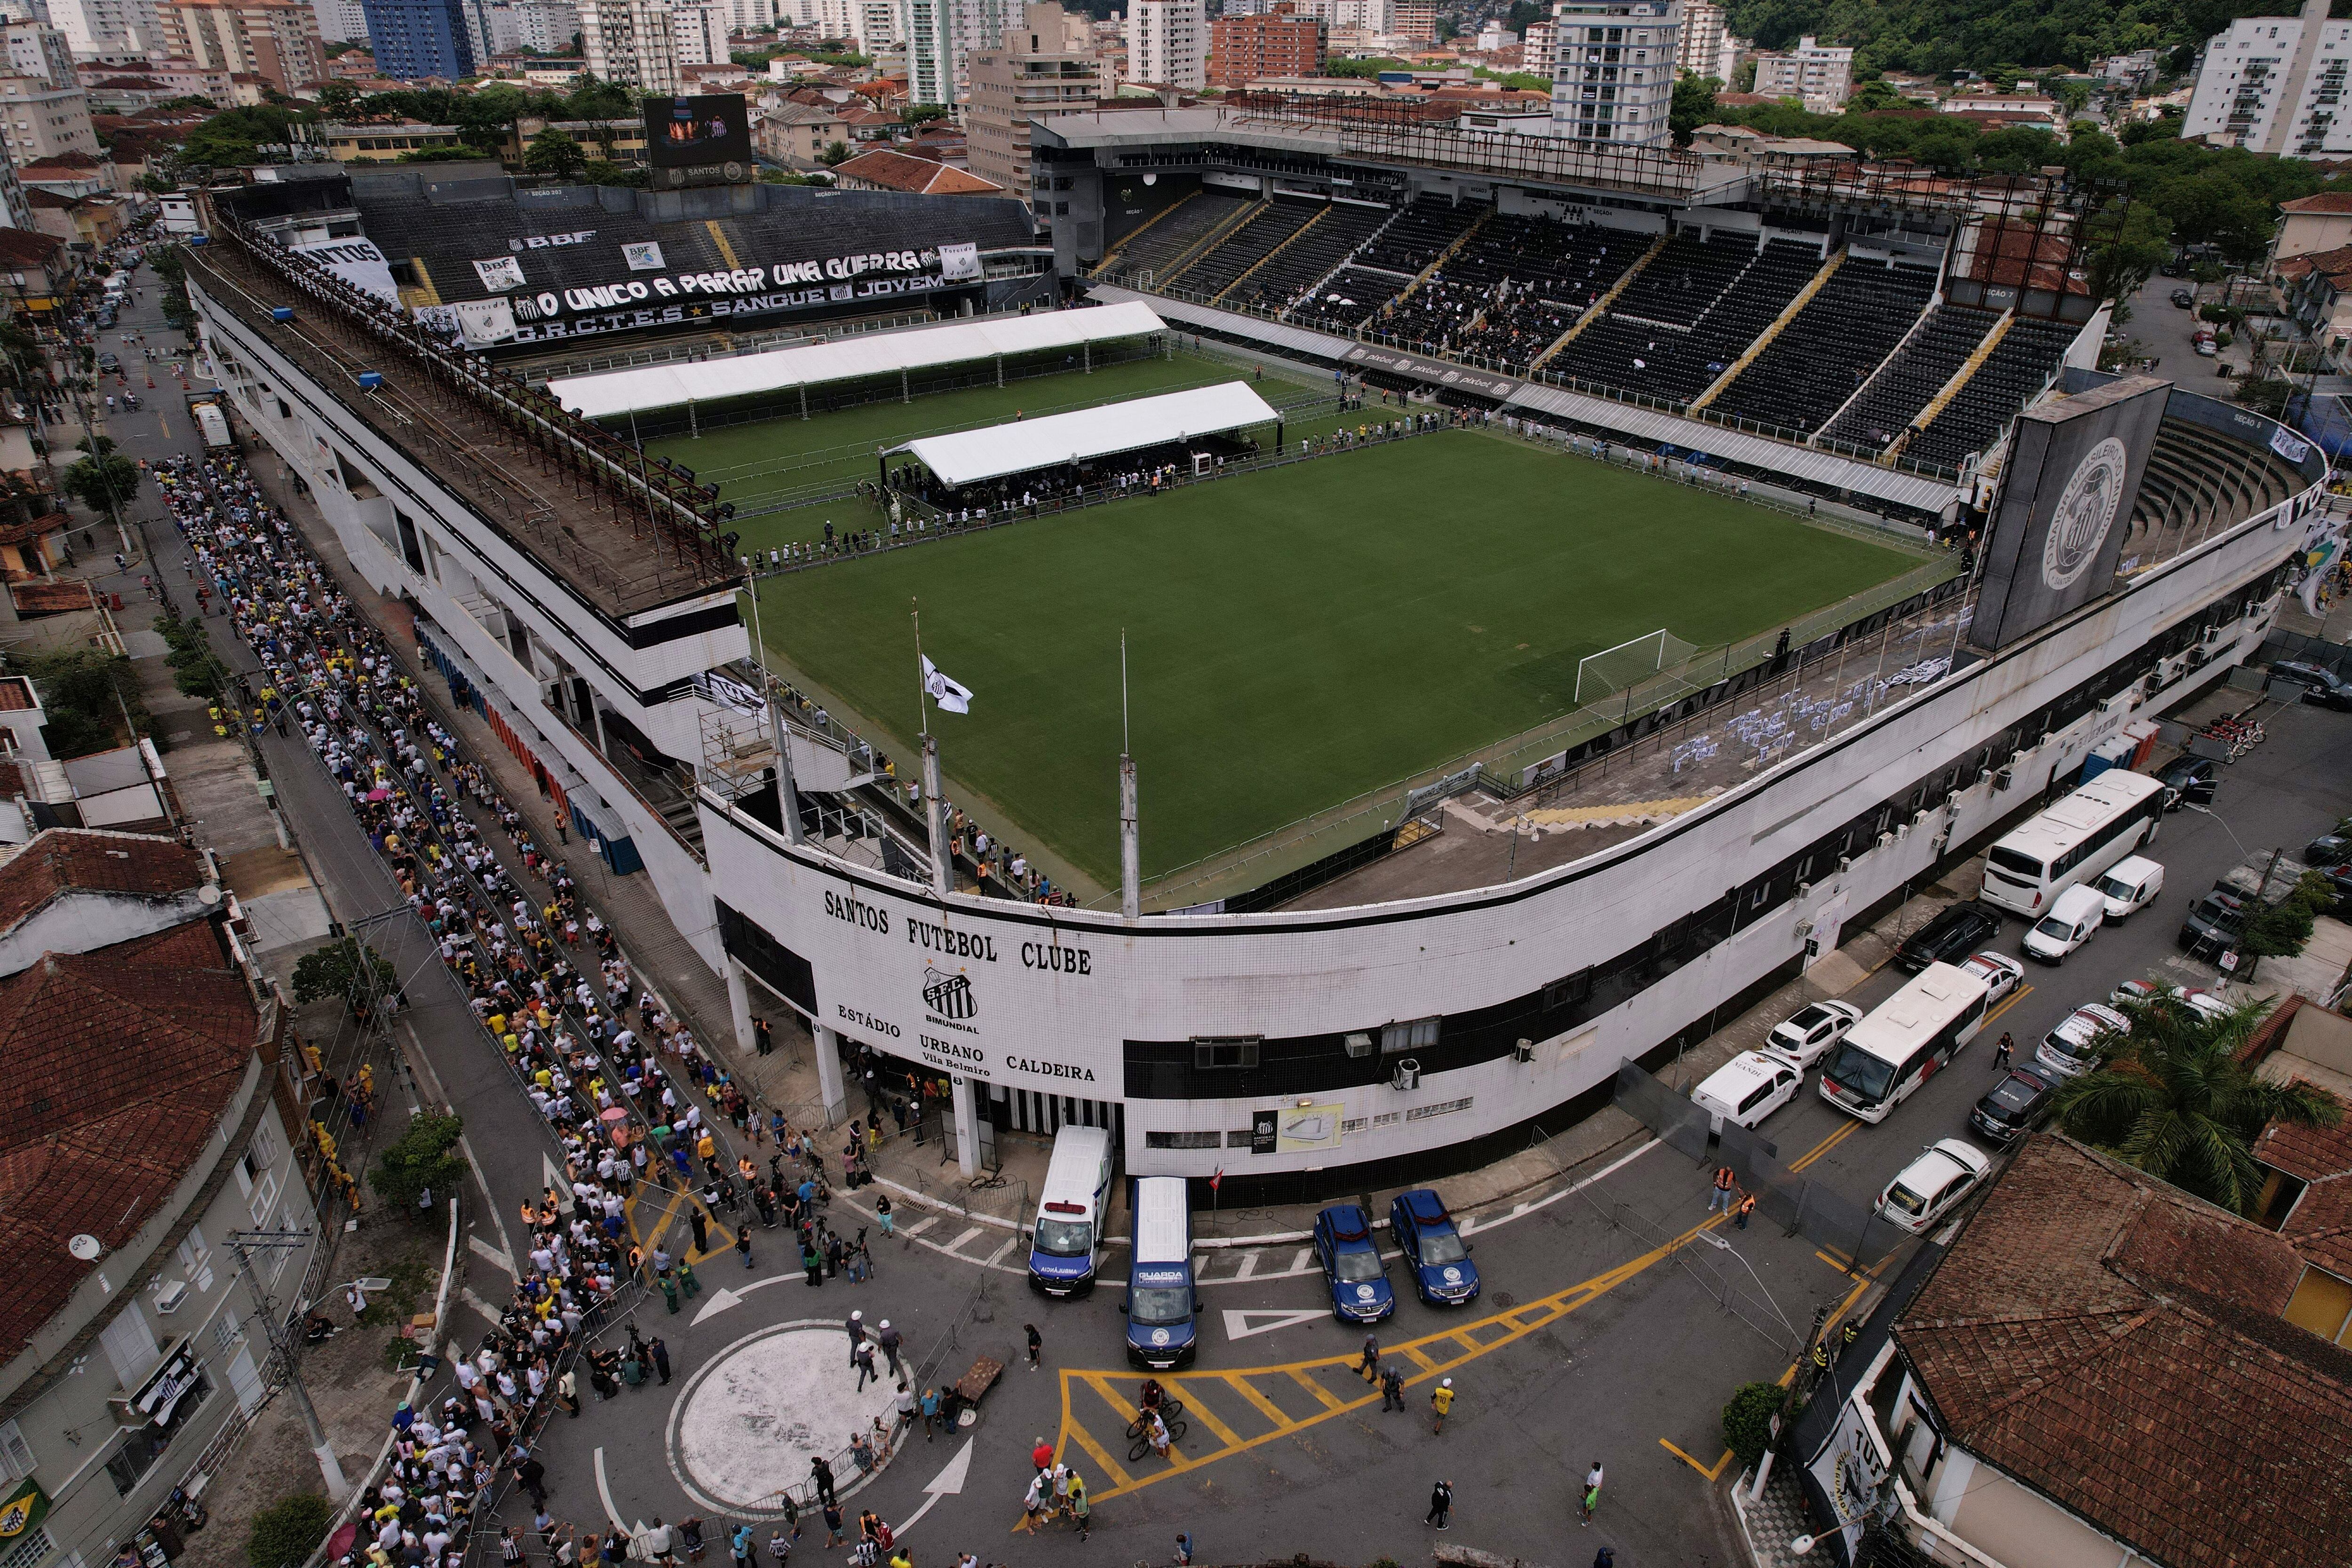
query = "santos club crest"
(922, 966, 976, 1021)
(2041, 436, 2129, 591)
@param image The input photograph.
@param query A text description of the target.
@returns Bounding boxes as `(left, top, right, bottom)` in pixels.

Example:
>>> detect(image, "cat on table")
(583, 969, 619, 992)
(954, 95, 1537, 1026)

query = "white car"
(2109, 979, 2228, 1024)
(1957, 950, 2024, 1006)
(2092, 855, 2164, 920)
(1691, 1049, 1804, 1134)
(2035, 1003, 2130, 1080)
(2023, 884, 2106, 965)
(2110, 978, 2165, 1008)
(1877, 1138, 1992, 1234)
(1766, 1000, 1864, 1067)
(2179, 988, 2231, 1024)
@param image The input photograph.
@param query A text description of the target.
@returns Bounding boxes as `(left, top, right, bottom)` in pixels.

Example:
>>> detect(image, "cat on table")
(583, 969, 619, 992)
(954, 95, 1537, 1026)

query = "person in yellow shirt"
(1430, 1377, 1455, 1434)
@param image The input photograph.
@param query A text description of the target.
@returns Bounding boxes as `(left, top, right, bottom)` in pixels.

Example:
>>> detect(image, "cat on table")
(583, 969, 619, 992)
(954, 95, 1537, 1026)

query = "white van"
(2024, 883, 2106, 964)
(1027, 1125, 1114, 1296)
(2091, 855, 2164, 921)
(1691, 1049, 1803, 1134)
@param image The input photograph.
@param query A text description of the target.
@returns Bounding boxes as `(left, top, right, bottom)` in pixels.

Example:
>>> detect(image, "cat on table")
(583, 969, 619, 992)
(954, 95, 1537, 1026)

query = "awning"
(547, 301, 1168, 420)
(890, 381, 1281, 486)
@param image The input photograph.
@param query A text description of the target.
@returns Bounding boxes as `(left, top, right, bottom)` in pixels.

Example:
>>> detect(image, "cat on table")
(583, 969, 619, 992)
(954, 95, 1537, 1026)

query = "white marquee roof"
(547, 302, 1168, 420)
(892, 381, 1281, 486)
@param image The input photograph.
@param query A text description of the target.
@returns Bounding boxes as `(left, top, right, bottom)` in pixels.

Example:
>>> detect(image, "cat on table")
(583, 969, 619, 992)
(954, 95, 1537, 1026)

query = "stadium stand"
(1547, 234, 1821, 405)
(1223, 199, 1391, 312)
(1172, 197, 1321, 299)
(1432, 214, 1639, 371)
(1706, 257, 1939, 436)
(1905, 316, 2077, 469)
(1101, 191, 1254, 283)
(2128, 421, 2303, 547)
(1356, 195, 1486, 275)
(1818, 303, 1999, 455)
(1290, 265, 1402, 334)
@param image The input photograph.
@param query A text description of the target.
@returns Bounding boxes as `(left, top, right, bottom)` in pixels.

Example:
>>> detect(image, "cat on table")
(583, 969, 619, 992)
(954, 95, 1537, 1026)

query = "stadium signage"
(1021, 939, 1094, 976)
(908, 915, 998, 962)
(494, 244, 984, 344)
(1339, 343, 1521, 400)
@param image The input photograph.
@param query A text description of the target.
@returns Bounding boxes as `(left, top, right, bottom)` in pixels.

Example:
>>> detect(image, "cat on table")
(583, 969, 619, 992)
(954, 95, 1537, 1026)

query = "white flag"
(922, 655, 974, 715)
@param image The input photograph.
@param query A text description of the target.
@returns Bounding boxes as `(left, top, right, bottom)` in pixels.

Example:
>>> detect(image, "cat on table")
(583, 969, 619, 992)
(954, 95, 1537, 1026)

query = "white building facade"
(46, 0, 157, 53)
(1674, 0, 1736, 82)
(1550, 0, 1677, 147)
(1751, 32, 1850, 109)
(898, 0, 951, 102)
(2183, 0, 2352, 158)
(580, 0, 676, 89)
(669, 0, 725, 64)
(1124, 0, 1200, 89)
(311, 0, 368, 41)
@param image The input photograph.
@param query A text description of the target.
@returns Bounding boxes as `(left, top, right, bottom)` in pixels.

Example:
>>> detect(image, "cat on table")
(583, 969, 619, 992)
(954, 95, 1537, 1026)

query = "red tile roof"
(8, 579, 92, 613)
(0, 229, 64, 266)
(2257, 1091, 2352, 1280)
(833, 148, 1003, 195)
(0, 828, 206, 936)
(0, 678, 35, 712)
(0, 924, 257, 1357)
(1896, 1136, 2352, 1568)
(2283, 191, 2352, 214)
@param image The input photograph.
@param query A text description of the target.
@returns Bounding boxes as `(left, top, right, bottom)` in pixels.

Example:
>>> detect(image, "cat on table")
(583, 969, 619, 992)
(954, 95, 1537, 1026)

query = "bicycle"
(968, 1171, 1011, 1191)
(1127, 1417, 1187, 1463)
(1124, 1399, 1186, 1439)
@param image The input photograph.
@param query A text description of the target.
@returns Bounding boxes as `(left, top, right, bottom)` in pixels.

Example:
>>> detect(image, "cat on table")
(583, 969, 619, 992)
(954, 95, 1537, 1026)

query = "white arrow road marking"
(469, 1234, 514, 1277)
(1222, 1307, 1330, 1342)
(593, 1448, 632, 1538)
(890, 1438, 974, 1538)
(690, 1274, 797, 1326)
(544, 1150, 574, 1201)
(460, 1287, 504, 1325)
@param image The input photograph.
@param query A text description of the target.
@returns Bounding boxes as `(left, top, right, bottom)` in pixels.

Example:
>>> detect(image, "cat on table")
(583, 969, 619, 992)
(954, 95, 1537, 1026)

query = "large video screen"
(1969, 373, 2169, 653)
(644, 94, 752, 169)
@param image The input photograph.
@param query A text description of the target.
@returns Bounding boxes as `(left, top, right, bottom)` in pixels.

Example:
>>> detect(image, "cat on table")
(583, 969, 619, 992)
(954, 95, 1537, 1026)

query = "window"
(176, 1225, 208, 1272)
(1192, 1037, 1259, 1069)
(0, 1528, 54, 1568)
(1404, 1097, 1473, 1121)
(213, 1313, 244, 1353)
(0, 1419, 32, 1481)
(1543, 971, 1593, 1011)
(1380, 1017, 1438, 1054)
(1144, 1130, 1222, 1149)
(98, 1303, 159, 1386)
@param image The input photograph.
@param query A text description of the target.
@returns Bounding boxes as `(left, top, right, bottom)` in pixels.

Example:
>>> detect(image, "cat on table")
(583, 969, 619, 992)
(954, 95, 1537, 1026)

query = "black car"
(2268, 661, 2352, 711)
(2170, 288, 2195, 307)
(1896, 900, 2002, 972)
(2307, 834, 2352, 868)
(2179, 888, 2248, 958)
(2158, 756, 2218, 810)
(1970, 1068, 2056, 1144)
(96, 351, 119, 373)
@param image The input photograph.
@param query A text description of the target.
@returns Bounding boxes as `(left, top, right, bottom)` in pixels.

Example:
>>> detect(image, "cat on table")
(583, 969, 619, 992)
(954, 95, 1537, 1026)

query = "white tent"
(891, 382, 1282, 487)
(546, 302, 1168, 420)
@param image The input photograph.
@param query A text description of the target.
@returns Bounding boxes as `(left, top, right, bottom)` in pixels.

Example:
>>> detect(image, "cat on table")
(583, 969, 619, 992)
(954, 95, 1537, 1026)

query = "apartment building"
(0, 75, 98, 162)
(1674, 0, 1736, 81)
(3, 22, 76, 86)
(1208, 0, 1319, 88)
(2184, 0, 2352, 158)
(155, 0, 326, 91)
(48, 0, 163, 53)
(671, 0, 725, 64)
(968, 0, 1097, 206)
(1751, 32, 1849, 108)
(1549, 0, 1677, 147)
(578, 0, 675, 90)
(1124, 0, 1200, 88)
(898, 0, 951, 102)
(357, 0, 477, 79)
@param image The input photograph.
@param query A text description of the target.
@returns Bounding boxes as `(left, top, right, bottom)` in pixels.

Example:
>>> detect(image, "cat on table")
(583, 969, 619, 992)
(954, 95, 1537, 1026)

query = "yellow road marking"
(1395, 1344, 1438, 1373)
(1220, 1372, 1293, 1427)
(1287, 1368, 1349, 1412)
(1174, 1382, 1250, 1450)
(1660, 1439, 1735, 1480)
(625, 1182, 733, 1261)
(1791, 1119, 1858, 1172)
(1815, 1249, 1854, 1272)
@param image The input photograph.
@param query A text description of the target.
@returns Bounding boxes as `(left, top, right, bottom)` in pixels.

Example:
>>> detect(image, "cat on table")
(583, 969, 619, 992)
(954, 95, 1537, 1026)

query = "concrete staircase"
(1528, 232, 1669, 370)
(1888, 309, 2013, 461)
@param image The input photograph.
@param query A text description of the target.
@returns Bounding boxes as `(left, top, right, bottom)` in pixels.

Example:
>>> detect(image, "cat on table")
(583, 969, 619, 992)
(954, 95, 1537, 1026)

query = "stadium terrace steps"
(1179, 198, 1321, 300)
(1231, 200, 1390, 314)
(1817, 302, 2000, 455)
(1529, 232, 1668, 368)
(1096, 188, 1199, 275)
(1114, 192, 1256, 287)
(1896, 308, 2013, 452)
(1286, 202, 1407, 314)
(1689, 248, 1845, 412)
(1905, 316, 2080, 470)
(1157, 197, 1275, 289)
(1545, 236, 1823, 406)
(1212, 201, 1335, 306)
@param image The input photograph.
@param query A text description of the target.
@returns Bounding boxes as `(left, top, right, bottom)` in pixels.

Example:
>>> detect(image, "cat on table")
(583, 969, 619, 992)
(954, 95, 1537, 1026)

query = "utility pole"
(226, 1228, 349, 1499)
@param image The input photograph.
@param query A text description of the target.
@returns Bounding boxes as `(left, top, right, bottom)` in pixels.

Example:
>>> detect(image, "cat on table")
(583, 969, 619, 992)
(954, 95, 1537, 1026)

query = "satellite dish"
(69, 1234, 103, 1261)
(197, 884, 223, 906)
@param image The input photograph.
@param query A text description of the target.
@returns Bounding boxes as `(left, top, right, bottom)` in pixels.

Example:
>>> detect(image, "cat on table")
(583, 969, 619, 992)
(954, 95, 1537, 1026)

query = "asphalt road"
(2123, 273, 2226, 385)
(117, 271, 2352, 1567)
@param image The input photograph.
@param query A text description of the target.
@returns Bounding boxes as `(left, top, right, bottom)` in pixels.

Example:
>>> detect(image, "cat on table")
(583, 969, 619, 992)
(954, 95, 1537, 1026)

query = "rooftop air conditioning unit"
(1512, 1038, 1535, 1064)
(1391, 1059, 1422, 1091)
(153, 1281, 189, 1315)
(1343, 1033, 1373, 1059)
(1912, 809, 1933, 828)
(1837, 856, 1853, 872)
(1876, 832, 1897, 850)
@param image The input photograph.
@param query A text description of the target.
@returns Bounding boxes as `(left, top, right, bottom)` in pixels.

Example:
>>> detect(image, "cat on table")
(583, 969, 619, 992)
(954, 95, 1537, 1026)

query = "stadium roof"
(548, 302, 1168, 419)
(891, 381, 1280, 486)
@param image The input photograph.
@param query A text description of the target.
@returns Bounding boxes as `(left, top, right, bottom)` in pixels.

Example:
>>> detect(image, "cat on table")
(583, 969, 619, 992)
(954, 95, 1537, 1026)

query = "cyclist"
(1145, 1406, 1172, 1460)
(1139, 1378, 1167, 1417)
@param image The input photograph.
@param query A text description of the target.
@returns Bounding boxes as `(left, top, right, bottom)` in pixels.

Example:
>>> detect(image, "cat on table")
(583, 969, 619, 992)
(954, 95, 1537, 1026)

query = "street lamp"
(1790, 1500, 1883, 1555)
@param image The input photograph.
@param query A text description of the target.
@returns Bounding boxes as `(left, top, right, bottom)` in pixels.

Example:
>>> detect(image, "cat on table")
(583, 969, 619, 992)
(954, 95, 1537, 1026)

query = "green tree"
(1671, 73, 1721, 143)
(61, 436, 141, 519)
(26, 646, 143, 757)
(904, 102, 951, 124)
(315, 80, 360, 116)
(2049, 995, 2343, 1214)
(248, 1494, 334, 1568)
(370, 1113, 469, 1217)
(819, 139, 852, 165)
(291, 936, 398, 1015)
(1722, 1381, 1784, 1467)
(523, 125, 586, 178)
(582, 158, 647, 188)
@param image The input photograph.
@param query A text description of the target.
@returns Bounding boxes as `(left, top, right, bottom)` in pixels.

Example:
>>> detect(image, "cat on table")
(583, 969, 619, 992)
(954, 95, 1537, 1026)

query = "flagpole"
(913, 597, 929, 741)
(914, 597, 949, 899)
(747, 581, 804, 846)
(1119, 628, 1140, 920)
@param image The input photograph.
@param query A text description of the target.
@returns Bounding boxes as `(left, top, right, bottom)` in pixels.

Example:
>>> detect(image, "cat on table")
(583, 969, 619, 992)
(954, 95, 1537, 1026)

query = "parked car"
(1970, 1069, 2056, 1144)
(1765, 1000, 1863, 1068)
(2268, 661, 2352, 711)
(1896, 901, 2002, 972)
(1312, 1205, 1394, 1324)
(2035, 1003, 2130, 1080)
(2025, 884, 2107, 964)
(96, 350, 119, 373)
(2170, 288, 2195, 307)
(1691, 1049, 1804, 1133)
(2110, 978, 2166, 1009)
(2179, 887, 2249, 957)
(2157, 756, 2218, 810)
(2305, 834, 2352, 868)
(2091, 855, 2165, 921)
(1389, 1189, 1479, 1306)
(2193, 338, 2218, 358)
(1957, 950, 2025, 1005)
(2179, 988, 2232, 1024)
(1877, 1139, 1992, 1233)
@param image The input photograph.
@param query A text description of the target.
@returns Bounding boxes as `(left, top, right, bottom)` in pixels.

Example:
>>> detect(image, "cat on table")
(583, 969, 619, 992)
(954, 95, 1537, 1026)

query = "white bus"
(1977, 770, 2166, 918)
(1819, 962, 1993, 1123)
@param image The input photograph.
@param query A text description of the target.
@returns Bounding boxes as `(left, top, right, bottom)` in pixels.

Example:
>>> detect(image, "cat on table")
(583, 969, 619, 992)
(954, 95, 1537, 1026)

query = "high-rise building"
(1521, 17, 1552, 73)
(359, 0, 475, 76)
(1214, 0, 1386, 33)
(508, 0, 575, 51)
(312, 0, 368, 40)
(967, 0, 1097, 201)
(0, 72, 95, 159)
(155, 0, 326, 88)
(2, 19, 76, 83)
(1674, 0, 1735, 81)
(1208, 0, 1319, 87)
(579, 0, 675, 88)
(47, 0, 161, 53)
(670, 0, 724, 63)
(2184, 0, 2352, 159)
(1389, 0, 1432, 42)
(1123, 0, 1199, 88)
(812, 0, 890, 49)
(898, 0, 952, 102)
(1549, 0, 1677, 147)
(1750, 32, 1849, 107)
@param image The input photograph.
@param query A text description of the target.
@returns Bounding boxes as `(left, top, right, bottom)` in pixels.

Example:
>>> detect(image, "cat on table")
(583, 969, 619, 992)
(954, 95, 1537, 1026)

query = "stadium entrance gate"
(846, 1036, 1124, 1158)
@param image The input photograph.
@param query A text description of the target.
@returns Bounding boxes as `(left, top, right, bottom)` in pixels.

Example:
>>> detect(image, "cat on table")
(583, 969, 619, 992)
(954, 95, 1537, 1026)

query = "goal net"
(1575, 628, 1697, 707)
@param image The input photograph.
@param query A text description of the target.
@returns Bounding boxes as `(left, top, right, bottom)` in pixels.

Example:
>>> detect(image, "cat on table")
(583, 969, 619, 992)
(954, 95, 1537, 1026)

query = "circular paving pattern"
(667, 1319, 904, 1514)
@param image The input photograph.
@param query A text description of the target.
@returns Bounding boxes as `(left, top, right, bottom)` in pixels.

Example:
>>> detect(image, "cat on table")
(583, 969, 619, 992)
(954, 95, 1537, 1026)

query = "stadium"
(183, 113, 2329, 1200)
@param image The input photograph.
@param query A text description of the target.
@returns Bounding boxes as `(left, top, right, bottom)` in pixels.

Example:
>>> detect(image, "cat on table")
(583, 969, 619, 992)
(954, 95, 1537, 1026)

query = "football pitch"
(750, 427, 1928, 894)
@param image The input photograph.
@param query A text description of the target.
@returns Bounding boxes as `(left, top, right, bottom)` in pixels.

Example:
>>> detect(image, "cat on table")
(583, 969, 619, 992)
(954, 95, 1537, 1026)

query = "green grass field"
(655, 352, 1323, 526)
(751, 428, 1923, 891)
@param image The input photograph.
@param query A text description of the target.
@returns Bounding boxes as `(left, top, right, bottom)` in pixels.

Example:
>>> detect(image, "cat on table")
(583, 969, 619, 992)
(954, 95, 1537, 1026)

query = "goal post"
(1574, 628, 1696, 707)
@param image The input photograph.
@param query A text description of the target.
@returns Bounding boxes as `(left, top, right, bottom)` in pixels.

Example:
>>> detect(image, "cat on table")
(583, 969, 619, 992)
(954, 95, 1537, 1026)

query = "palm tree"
(2049, 994, 2342, 1214)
